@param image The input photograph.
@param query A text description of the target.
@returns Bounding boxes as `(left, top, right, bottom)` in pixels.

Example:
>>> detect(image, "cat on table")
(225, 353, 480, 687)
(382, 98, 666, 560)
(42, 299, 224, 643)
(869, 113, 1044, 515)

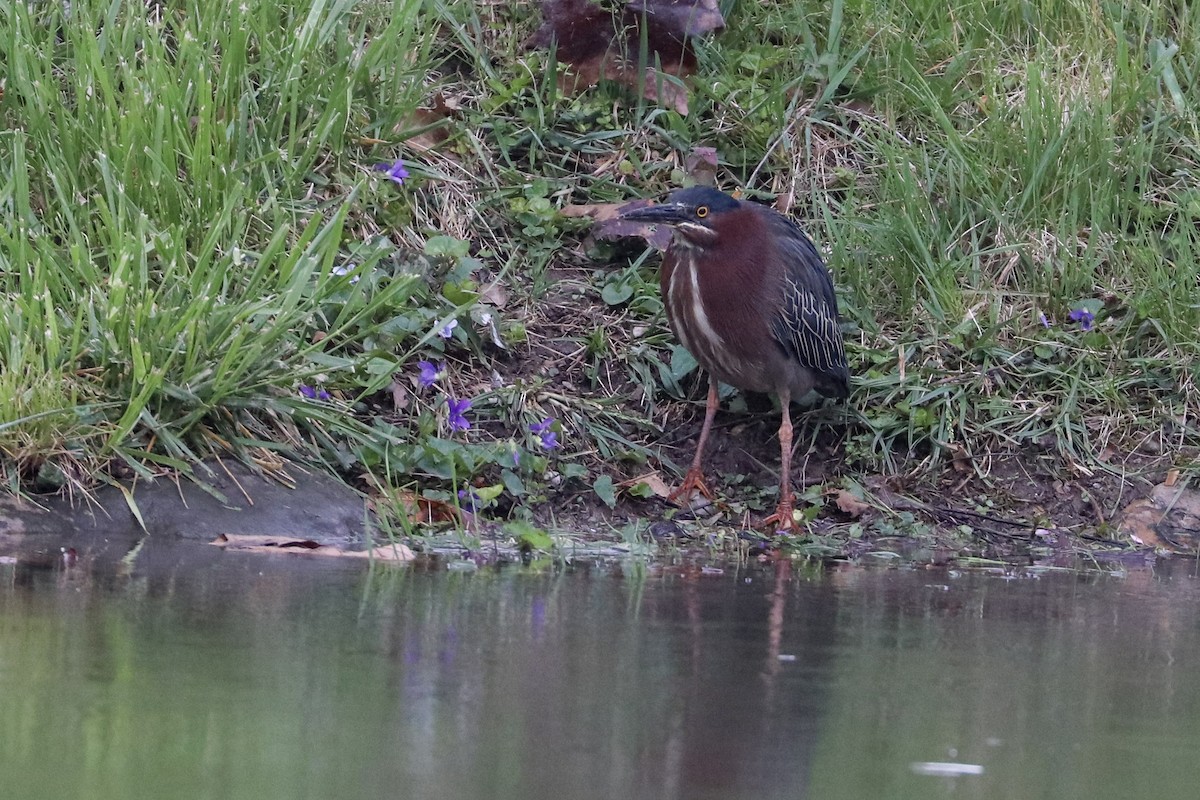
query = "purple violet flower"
(374, 159, 409, 185)
(1038, 312, 1050, 328)
(1067, 307, 1095, 331)
(438, 319, 458, 339)
(299, 385, 331, 401)
(417, 360, 441, 389)
(447, 397, 472, 431)
(530, 417, 558, 450)
(458, 488, 484, 513)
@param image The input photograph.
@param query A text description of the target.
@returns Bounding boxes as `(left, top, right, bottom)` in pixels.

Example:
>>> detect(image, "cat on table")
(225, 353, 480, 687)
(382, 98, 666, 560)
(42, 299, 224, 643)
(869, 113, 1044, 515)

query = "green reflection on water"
(809, 566, 1200, 800)
(2, 547, 1199, 800)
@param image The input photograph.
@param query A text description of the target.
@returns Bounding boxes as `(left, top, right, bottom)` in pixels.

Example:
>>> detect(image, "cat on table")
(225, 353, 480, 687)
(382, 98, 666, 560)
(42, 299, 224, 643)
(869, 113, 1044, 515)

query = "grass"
(1, 0, 438, 490)
(0, 0, 1197, 537)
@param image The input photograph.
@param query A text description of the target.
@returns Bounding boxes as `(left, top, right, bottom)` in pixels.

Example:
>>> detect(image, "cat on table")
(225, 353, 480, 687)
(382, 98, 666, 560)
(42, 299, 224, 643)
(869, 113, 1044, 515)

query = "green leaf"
(501, 468, 526, 497)
(366, 357, 400, 375)
(627, 481, 656, 499)
(506, 520, 554, 552)
(442, 280, 478, 306)
(669, 346, 698, 379)
(601, 279, 634, 305)
(593, 474, 617, 508)
(424, 235, 470, 259)
(560, 463, 588, 481)
(474, 483, 505, 503)
(910, 407, 935, 429)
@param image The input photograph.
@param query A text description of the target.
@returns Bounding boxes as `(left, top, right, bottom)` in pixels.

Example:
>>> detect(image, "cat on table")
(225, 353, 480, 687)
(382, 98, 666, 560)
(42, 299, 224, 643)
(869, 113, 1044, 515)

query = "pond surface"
(2, 542, 1199, 800)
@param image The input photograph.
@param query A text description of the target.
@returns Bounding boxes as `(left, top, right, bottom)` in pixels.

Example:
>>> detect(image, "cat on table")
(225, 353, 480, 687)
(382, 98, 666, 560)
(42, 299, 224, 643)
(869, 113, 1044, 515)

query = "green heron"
(618, 186, 849, 531)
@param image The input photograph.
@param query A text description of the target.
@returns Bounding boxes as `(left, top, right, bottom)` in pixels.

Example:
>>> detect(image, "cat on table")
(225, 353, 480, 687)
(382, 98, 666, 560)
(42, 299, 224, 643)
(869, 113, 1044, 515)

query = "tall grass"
(1, 0, 1198, 502)
(797, 0, 1200, 462)
(0, 0, 430, 489)
(427, 0, 1200, 467)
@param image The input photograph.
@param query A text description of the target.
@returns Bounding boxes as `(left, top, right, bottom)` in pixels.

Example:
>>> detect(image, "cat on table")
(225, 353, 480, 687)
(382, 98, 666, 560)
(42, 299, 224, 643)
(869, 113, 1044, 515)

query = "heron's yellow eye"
(696, 206, 709, 219)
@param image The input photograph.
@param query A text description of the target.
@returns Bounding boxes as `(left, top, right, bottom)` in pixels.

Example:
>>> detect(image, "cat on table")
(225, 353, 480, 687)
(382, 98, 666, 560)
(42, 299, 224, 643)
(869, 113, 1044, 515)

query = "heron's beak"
(615, 202, 691, 225)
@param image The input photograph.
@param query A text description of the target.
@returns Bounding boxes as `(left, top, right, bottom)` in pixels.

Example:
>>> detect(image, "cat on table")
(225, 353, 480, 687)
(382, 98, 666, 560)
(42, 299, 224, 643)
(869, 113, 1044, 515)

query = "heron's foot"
(762, 496, 798, 534)
(667, 469, 713, 507)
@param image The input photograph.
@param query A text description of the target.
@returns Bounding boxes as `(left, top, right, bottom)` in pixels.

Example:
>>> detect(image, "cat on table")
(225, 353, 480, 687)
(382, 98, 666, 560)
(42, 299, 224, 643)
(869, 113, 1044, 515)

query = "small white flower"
(332, 264, 360, 284)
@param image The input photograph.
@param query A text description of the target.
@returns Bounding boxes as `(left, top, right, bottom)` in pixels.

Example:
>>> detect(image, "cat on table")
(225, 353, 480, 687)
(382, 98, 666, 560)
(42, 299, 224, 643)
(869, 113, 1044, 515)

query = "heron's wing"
(765, 213, 850, 397)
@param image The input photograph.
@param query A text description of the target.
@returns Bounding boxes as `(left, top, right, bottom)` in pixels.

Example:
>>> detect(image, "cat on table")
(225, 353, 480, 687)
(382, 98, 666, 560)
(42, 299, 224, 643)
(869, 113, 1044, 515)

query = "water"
(2, 543, 1199, 800)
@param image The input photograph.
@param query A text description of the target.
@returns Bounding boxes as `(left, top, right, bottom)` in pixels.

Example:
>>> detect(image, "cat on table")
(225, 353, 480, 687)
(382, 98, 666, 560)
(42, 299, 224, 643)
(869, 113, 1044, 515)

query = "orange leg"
(762, 390, 796, 533)
(668, 377, 719, 505)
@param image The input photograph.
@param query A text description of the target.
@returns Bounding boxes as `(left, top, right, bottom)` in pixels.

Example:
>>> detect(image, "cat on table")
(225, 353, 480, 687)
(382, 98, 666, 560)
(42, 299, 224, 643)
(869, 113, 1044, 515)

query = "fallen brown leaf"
(561, 202, 626, 221)
(948, 443, 973, 475)
(1117, 480, 1200, 553)
(685, 146, 718, 186)
(834, 489, 871, 518)
(628, 0, 724, 35)
(1121, 499, 1163, 548)
(393, 93, 458, 151)
(618, 471, 673, 499)
(558, 57, 692, 116)
(479, 282, 508, 309)
(532, 0, 726, 115)
(394, 489, 461, 525)
(390, 380, 410, 411)
(585, 200, 674, 249)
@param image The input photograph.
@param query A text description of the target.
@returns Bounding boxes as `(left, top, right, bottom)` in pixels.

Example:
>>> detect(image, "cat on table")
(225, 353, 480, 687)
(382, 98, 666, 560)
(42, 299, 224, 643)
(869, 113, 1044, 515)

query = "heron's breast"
(662, 249, 773, 392)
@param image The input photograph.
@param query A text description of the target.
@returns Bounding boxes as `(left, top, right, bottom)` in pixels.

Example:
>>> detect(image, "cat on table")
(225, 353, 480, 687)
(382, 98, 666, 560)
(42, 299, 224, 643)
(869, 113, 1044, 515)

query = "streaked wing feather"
(764, 213, 849, 395)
